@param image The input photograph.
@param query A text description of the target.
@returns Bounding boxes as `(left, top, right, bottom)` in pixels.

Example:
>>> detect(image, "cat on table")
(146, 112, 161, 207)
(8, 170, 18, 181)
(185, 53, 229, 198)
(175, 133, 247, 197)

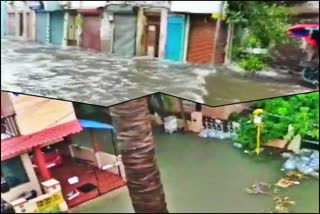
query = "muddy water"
(71, 132, 319, 213)
(1, 38, 313, 107)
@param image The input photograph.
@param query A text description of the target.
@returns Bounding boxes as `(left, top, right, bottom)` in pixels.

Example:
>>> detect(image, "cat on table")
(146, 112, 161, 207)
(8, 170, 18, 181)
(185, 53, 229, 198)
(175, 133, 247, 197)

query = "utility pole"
(212, 1, 226, 65)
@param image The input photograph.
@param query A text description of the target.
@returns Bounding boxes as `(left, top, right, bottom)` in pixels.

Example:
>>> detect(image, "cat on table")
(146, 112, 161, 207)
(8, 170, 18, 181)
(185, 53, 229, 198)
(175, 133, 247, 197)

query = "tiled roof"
(1, 120, 83, 161)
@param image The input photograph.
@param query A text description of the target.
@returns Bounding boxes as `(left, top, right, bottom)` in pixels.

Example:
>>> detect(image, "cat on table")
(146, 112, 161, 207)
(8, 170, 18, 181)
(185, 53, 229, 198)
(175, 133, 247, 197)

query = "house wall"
(1, 92, 15, 117)
(1, 154, 42, 202)
(170, 1, 223, 14)
(68, 144, 98, 166)
(170, 97, 250, 120)
(96, 152, 126, 178)
(6, 93, 77, 135)
(1, 1, 6, 37)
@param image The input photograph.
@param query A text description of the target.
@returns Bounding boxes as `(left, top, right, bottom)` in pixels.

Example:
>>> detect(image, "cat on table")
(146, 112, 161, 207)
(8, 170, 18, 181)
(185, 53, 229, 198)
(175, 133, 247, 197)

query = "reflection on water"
(1, 39, 312, 107)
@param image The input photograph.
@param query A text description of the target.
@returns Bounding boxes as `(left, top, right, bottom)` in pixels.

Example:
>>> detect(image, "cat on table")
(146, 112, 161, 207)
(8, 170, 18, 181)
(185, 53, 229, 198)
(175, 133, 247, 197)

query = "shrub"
(239, 55, 266, 72)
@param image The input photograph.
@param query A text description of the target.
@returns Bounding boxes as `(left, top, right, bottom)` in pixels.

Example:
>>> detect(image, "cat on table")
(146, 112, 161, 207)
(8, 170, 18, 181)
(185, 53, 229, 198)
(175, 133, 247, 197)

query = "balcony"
(1, 114, 20, 140)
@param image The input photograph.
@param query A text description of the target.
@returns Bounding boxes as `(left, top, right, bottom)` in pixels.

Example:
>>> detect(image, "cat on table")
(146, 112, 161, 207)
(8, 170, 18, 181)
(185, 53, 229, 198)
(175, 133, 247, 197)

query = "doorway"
(19, 13, 23, 36)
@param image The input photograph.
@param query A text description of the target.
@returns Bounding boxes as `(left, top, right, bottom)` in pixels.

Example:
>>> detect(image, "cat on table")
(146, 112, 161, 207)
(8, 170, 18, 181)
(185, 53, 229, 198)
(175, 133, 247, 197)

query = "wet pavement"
(1, 38, 314, 107)
(71, 131, 319, 213)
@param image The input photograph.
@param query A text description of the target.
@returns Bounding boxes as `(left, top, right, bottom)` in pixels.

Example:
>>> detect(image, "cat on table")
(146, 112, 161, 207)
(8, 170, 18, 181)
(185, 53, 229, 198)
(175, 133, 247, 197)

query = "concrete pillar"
(183, 14, 190, 62)
(34, 146, 51, 181)
(62, 12, 68, 47)
(158, 8, 168, 59)
(135, 7, 145, 56)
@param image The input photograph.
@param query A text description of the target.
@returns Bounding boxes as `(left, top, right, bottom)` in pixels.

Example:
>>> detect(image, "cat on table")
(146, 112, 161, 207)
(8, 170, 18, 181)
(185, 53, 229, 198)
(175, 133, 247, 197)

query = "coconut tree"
(110, 97, 169, 213)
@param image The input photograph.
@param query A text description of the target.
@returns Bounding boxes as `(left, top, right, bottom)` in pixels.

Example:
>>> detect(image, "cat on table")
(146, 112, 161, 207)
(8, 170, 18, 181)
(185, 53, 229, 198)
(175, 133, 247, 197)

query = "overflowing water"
(1, 38, 313, 107)
(71, 131, 319, 213)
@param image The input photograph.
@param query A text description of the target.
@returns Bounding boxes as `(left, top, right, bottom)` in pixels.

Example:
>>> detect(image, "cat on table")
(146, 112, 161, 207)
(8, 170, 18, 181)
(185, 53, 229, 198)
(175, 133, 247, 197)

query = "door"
(113, 14, 137, 57)
(67, 13, 78, 46)
(7, 13, 16, 36)
(81, 15, 101, 51)
(36, 12, 50, 44)
(187, 15, 216, 64)
(165, 15, 186, 61)
(50, 11, 65, 46)
(144, 15, 160, 57)
(19, 13, 23, 36)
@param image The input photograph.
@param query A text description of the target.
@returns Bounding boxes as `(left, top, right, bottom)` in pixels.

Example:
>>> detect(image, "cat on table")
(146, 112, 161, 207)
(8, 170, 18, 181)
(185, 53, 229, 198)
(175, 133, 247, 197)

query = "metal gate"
(165, 15, 186, 61)
(81, 15, 101, 51)
(50, 11, 65, 46)
(7, 13, 16, 36)
(36, 12, 50, 44)
(113, 14, 137, 57)
(187, 14, 216, 64)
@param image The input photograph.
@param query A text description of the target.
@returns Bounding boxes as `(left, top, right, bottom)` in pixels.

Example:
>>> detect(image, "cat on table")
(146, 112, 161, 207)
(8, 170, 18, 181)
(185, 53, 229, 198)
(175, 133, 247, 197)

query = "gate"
(113, 14, 137, 57)
(50, 11, 65, 46)
(165, 15, 186, 61)
(81, 15, 101, 51)
(36, 12, 50, 44)
(7, 13, 16, 36)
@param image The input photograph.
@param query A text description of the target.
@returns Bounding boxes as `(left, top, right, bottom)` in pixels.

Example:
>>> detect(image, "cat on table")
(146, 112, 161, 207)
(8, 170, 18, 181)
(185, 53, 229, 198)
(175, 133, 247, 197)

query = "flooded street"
(71, 131, 319, 213)
(1, 38, 313, 107)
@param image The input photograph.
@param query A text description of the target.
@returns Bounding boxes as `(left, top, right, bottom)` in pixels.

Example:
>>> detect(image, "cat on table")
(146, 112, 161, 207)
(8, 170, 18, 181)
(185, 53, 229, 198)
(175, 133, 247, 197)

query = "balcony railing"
(1, 114, 20, 140)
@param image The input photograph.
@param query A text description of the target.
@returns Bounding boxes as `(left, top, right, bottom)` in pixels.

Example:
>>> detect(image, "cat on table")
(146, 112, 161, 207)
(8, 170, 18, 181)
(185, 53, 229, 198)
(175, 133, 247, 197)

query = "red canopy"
(1, 120, 83, 161)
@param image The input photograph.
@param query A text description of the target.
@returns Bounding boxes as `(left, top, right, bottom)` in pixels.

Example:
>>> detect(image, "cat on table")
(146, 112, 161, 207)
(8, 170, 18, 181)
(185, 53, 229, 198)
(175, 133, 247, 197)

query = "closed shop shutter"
(187, 14, 216, 64)
(113, 14, 137, 57)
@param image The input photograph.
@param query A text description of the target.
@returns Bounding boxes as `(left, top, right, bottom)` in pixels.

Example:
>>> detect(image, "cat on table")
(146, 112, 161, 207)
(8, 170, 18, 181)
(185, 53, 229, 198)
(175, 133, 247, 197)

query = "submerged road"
(1, 38, 313, 107)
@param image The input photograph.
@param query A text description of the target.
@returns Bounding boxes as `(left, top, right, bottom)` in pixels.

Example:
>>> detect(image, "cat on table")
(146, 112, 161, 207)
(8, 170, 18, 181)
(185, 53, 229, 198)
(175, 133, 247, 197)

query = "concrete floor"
(71, 132, 319, 213)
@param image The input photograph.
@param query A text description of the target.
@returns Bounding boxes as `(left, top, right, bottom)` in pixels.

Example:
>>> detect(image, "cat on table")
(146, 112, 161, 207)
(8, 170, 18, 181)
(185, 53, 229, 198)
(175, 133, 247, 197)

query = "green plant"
(236, 92, 319, 149)
(239, 55, 266, 72)
(161, 95, 174, 112)
(225, 1, 291, 62)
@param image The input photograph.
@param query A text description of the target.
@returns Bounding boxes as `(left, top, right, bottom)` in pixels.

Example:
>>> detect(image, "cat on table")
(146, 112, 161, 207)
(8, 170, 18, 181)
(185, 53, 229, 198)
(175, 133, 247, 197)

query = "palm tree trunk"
(110, 98, 169, 213)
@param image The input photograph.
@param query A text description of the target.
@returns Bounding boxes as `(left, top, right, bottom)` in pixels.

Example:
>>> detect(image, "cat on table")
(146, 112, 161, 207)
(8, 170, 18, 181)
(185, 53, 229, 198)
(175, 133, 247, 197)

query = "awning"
(78, 8, 103, 15)
(1, 120, 83, 161)
(79, 119, 116, 132)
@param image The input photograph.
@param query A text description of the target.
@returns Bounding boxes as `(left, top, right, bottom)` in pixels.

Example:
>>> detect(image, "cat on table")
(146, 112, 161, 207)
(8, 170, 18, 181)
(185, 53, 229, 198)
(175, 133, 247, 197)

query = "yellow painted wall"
(7, 93, 77, 135)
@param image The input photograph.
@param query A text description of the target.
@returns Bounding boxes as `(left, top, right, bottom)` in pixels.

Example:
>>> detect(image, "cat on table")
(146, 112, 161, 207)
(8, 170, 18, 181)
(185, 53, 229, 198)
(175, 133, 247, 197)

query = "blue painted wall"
(35, 12, 50, 44)
(1, 1, 6, 37)
(49, 11, 65, 46)
(165, 15, 186, 61)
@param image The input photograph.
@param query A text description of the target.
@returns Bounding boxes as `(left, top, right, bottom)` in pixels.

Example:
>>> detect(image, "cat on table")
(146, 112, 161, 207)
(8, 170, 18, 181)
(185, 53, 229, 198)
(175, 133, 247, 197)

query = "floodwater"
(71, 132, 319, 213)
(1, 38, 313, 107)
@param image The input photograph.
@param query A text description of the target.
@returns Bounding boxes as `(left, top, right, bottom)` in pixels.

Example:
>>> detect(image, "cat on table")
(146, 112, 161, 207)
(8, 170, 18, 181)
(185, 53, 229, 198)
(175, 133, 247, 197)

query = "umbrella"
(288, 24, 319, 38)
(288, 24, 319, 46)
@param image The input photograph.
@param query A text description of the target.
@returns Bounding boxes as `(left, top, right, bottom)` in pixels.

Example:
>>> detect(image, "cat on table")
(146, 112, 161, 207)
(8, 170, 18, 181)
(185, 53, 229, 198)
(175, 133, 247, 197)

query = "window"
(1, 157, 29, 189)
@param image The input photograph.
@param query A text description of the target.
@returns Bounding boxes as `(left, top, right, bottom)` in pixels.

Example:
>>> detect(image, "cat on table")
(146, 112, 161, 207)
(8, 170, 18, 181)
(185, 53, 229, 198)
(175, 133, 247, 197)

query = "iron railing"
(1, 114, 20, 140)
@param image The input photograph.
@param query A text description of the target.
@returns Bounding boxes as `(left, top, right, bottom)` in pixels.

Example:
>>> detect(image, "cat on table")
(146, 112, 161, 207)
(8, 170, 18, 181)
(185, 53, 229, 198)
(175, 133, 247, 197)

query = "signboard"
(35, 192, 64, 213)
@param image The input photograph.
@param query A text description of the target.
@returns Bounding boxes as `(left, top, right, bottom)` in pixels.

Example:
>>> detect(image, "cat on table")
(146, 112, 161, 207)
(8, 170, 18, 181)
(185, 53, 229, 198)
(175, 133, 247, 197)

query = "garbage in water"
(276, 178, 299, 188)
(198, 120, 238, 141)
(281, 150, 319, 178)
(245, 182, 273, 195)
(164, 116, 178, 134)
(284, 171, 308, 181)
(233, 142, 243, 149)
(272, 196, 295, 213)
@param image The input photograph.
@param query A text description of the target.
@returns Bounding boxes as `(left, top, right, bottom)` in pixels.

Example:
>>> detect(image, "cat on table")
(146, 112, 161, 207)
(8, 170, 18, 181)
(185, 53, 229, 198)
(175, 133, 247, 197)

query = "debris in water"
(276, 178, 299, 188)
(245, 182, 273, 195)
(272, 196, 295, 213)
(284, 171, 308, 181)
